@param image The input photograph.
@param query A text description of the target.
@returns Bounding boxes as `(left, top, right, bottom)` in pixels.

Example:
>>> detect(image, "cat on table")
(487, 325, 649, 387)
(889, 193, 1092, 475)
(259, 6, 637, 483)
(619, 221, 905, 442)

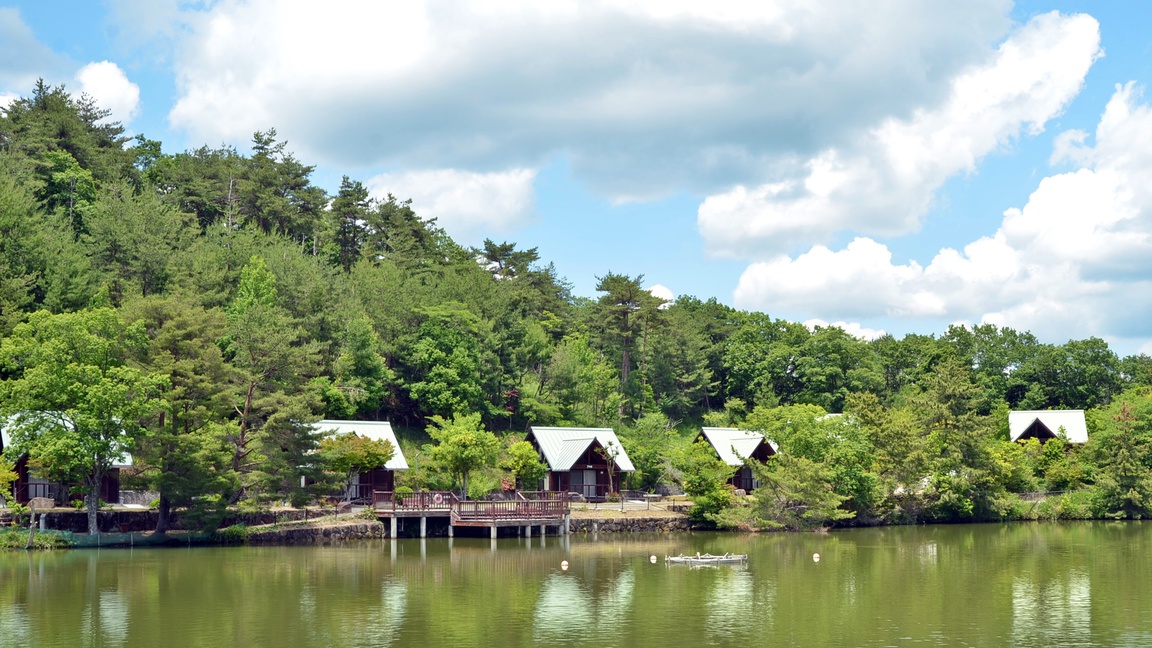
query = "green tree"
(673, 439, 735, 527)
(223, 256, 323, 503)
(0, 308, 165, 533)
(500, 440, 547, 490)
(326, 176, 371, 272)
(319, 432, 395, 502)
(121, 295, 236, 534)
(423, 413, 500, 499)
(1088, 395, 1152, 518)
(750, 454, 853, 530)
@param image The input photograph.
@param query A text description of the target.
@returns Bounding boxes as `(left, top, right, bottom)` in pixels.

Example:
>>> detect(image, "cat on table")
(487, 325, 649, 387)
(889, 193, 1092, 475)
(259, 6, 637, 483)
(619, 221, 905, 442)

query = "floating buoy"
(813, 553, 821, 563)
(561, 560, 569, 571)
(649, 555, 657, 563)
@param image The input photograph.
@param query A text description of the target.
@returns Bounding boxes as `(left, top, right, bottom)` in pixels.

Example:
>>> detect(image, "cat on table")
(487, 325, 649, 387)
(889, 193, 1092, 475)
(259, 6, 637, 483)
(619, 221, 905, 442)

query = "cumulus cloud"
(164, 0, 1012, 197)
(648, 284, 674, 307)
(699, 11, 1101, 257)
(75, 61, 141, 124)
(735, 82, 1152, 350)
(803, 319, 887, 342)
(366, 168, 537, 243)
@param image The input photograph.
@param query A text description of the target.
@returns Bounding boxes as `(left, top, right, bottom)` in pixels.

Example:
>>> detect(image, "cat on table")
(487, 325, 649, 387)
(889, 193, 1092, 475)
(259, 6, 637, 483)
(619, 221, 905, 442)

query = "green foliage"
(215, 523, 250, 545)
(0, 528, 71, 550)
(0, 453, 16, 505)
(617, 413, 677, 491)
(500, 440, 547, 489)
(319, 432, 395, 500)
(750, 454, 854, 531)
(673, 440, 735, 527)
(1087, 397, 1152, 519)
(0, 308, 166, 534)
(423, 413, 500, 498)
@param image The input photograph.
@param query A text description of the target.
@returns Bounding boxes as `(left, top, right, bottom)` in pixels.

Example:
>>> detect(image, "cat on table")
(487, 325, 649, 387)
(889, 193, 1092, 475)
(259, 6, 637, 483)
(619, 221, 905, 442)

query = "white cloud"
(162, 0, 1014, 197)
(75, 61, 141, 124)
(699, 11, 1101, 257)
(735, 82, 1152, 352)
(0, 92, 18, 110)
(803, 319, 887, 342)
(648, 284, 674, 307)
(366, 168, 537, 243)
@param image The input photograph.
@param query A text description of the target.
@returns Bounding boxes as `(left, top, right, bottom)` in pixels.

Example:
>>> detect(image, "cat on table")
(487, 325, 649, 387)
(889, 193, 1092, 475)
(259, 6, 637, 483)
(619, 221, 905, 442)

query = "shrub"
(215, 523, 249, 545)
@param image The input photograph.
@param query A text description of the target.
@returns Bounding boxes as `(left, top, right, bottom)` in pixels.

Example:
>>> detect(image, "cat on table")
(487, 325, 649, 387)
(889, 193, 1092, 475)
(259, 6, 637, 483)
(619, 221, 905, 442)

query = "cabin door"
(570, 470, 597, 499)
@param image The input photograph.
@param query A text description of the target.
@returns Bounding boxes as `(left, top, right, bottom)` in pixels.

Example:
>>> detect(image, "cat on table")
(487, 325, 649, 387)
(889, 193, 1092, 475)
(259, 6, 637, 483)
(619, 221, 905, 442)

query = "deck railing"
(372, 490, 455, 511)
(373, 490, 570, 520)
(453, 497, 568, 522)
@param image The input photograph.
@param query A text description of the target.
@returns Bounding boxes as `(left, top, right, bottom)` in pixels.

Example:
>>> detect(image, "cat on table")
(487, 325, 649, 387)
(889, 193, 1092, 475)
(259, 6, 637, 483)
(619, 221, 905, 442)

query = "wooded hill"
(4, 81, 1152, 531)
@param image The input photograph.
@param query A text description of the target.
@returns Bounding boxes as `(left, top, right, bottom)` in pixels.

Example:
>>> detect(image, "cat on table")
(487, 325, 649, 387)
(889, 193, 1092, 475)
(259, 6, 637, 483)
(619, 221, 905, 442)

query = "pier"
(373, 490, 571, 538)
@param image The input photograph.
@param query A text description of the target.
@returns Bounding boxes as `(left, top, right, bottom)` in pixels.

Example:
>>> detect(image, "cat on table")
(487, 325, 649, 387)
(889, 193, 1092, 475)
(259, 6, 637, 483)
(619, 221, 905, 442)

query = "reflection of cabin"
(526, 427, 635, 501)
(1009, 410, 1088, 444)
(313, 420, 408, 502)
(698, 427, 778, 492)
(1, 426, 129, 505)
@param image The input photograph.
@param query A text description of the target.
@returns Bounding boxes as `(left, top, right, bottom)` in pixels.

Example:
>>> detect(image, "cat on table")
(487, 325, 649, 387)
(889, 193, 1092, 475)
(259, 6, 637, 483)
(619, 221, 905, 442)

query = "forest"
(4, 81, 1152, 534)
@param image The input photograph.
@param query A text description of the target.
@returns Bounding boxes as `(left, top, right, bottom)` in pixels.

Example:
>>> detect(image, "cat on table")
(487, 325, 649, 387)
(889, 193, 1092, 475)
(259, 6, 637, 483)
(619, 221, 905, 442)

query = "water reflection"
(1012, 570, 1091, 647)
(706, 569, 769, 641)
(3, 524, 1152, 647)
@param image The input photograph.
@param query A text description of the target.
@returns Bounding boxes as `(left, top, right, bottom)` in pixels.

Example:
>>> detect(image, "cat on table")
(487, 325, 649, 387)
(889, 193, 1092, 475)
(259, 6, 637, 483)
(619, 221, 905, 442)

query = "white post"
(491, 525, 497, 540)
(525, 525, 532, 538)
(420, 516, 427, 539)
(390, 517, 397, 538)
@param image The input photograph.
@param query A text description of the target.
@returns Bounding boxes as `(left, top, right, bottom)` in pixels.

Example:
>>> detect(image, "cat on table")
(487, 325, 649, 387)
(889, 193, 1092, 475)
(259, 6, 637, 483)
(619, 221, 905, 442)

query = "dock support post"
(539, 524, 546, 537)
(525, 525, 532, 538)
(390, 517, 397, 538)
(448, 524, 454, 538)
(491, 525, 497, 540)
(420, 516, 427, 539)
(564, 513, 571, 536)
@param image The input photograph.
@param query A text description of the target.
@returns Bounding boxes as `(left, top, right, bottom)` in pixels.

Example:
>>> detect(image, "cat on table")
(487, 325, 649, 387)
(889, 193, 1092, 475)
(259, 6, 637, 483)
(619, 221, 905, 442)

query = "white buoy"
(649, 555, 657, 563)
(561, 560, 569, 571)
(813, 553, 821, 562)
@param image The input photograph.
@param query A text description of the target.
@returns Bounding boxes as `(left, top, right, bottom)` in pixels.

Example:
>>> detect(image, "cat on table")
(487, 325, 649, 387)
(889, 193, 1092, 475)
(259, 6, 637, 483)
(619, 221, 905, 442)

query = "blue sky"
(4, 1, 1152, 354)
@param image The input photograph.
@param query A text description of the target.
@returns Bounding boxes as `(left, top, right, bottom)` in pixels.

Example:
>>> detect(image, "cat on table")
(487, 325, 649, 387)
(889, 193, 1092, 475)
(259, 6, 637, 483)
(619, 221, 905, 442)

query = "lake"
(2, 522, 1150, 647)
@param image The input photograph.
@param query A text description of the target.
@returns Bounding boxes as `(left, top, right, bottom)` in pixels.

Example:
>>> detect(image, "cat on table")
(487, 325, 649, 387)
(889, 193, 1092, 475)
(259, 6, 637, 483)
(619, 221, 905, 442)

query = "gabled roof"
(700, 427, 778, 466)
(527, 426, 635, 472)
(313, 420, 409, 470)
(1009, 410, 1088, 444)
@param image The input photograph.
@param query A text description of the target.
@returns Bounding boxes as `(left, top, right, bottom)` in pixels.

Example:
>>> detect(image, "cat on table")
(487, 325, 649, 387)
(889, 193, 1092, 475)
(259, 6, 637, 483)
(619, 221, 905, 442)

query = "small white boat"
(665, 552, 748, 566)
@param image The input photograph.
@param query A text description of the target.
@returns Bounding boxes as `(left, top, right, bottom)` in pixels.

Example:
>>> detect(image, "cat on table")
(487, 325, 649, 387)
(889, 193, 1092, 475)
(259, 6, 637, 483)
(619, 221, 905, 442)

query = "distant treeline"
(4, 81, 1152, 532)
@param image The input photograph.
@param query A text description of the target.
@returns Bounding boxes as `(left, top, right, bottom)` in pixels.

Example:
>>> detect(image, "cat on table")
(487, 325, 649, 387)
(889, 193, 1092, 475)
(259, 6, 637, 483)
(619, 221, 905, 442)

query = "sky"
(3, 1, 1152, 354)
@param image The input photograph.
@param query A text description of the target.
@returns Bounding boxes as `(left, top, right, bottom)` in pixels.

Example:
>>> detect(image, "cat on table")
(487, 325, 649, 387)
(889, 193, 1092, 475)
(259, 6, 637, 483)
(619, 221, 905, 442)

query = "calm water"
(2, 522, 1151, 647)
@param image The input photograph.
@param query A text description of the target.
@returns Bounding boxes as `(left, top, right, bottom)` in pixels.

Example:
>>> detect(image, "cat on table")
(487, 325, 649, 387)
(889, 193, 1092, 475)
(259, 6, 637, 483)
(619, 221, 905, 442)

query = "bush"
(0, 528, 70, 550)
(215, 523, 249, 545)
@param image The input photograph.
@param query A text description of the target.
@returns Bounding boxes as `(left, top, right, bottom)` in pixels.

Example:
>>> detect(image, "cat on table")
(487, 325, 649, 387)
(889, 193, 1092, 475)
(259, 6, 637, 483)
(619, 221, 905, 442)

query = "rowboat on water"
(664, 552, 748, 566)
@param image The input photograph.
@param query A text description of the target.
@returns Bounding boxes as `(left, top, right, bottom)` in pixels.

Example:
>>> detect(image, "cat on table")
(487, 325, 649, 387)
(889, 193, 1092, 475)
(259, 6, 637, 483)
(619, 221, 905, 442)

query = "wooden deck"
(373, 490, 571, 535)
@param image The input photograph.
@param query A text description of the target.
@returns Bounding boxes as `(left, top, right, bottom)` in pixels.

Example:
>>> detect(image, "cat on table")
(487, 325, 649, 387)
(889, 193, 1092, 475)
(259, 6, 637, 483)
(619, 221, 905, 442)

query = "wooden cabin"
(698, 427, 778, 492)
(1009, 410, 1088, 444)
(1, 426, 128, 505)
(526, 426, 635, 501)
(313, 420, 408, 502)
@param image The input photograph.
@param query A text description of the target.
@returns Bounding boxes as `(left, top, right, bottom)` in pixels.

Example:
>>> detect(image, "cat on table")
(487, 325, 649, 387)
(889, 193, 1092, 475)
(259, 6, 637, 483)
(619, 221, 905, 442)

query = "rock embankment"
(247, 521, 386, 545)
(568, 516, 690, 533)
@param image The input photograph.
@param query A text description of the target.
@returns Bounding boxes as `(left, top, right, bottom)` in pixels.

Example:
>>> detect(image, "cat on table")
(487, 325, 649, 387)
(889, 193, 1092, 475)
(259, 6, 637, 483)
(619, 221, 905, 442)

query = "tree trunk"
(155, 494, 170, 535)
(86, 487, 100, 535)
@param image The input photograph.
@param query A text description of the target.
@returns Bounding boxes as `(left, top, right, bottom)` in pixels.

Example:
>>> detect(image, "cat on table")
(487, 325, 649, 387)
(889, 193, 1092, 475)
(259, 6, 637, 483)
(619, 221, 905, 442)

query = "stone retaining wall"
(248, 522, 386, 545)
(568, 516, 690, 534)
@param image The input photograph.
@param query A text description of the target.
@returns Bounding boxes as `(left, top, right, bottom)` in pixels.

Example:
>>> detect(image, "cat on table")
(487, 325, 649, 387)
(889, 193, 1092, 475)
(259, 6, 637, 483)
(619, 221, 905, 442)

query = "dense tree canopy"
(2, 82, 1150, 529)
